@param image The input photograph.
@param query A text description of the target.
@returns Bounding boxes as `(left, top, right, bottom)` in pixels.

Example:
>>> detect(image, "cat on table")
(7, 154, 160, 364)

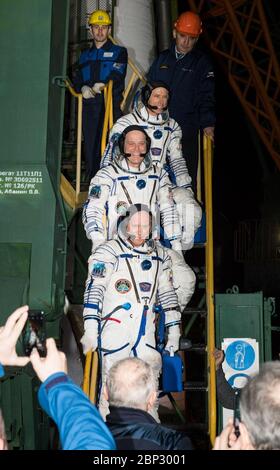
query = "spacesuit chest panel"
(148, 127, 170, 168)
(102, 250, 161, 319)
(106, 172, 159, 238)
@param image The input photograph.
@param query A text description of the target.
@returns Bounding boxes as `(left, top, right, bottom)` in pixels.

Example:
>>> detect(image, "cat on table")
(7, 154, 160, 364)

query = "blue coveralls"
(148, 41, 215, 192)
(74, 39, 127, 179)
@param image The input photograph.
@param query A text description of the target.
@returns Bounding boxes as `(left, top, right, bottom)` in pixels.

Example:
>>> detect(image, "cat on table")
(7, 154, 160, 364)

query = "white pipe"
(113, 0, 156, 76)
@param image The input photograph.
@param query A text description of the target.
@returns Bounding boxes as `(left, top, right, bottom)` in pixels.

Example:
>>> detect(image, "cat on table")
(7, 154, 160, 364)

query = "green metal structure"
(0, 0, 69, 449)
(215, 288, 274, 362)
(215, 288, 276, 431)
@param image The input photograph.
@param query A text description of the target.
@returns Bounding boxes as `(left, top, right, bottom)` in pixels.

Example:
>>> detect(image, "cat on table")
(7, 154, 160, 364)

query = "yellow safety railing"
(60, 79, 113, 210)
(63, 79, 83, 207)
(121, 59, 146, 110)
(60, 38, 146, 210)
(82, 83, 113, 399)
(82, 351, 99, 404)
(109, 35, 146, 110)
(101, 79, 114, 155)
(203, 135, 217, 444)
(197, 133, 202, 203)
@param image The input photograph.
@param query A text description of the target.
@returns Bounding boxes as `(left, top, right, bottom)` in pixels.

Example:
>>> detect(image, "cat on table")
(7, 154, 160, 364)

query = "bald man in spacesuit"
(81, 205, 182, 420)
(83, 125, 196, 313)
(83, 125, 183, 253)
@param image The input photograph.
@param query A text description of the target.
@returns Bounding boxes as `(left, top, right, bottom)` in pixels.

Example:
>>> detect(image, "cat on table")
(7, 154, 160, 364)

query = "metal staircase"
(188, 0, 280, 171)
(179, 136, 216, 445)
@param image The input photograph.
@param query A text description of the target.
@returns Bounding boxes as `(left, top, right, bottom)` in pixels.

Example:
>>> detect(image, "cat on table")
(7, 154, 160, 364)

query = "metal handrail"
(82, 351, 92, 395)
(60, 79, 113, 209)
(197, 132, 202, 203)
(60, 38, 146, 209)
(82, 351, 99, 404)
(101, 80, 114, 155)
(108, 35, 146, 110)
(203, 135, 217, 445)
(64, 79, 83, 202)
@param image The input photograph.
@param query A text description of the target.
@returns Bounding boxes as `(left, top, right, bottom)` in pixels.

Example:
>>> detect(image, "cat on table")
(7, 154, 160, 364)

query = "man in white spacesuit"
(81, 204, 182, 420)
(83, 125, 183, 253)
(101, 81, 202, 250)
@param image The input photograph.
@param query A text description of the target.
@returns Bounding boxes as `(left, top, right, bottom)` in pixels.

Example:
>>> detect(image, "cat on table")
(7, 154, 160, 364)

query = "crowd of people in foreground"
(1, 305, 280, 451)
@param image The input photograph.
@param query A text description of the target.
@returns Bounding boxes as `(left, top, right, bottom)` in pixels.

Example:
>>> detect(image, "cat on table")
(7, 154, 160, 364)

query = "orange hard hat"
(174, 11, 202, 37)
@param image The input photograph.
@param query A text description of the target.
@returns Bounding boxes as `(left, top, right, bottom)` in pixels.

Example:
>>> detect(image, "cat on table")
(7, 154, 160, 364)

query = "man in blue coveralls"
(74, 10, 128, 180)
(148, 11, 215, 193)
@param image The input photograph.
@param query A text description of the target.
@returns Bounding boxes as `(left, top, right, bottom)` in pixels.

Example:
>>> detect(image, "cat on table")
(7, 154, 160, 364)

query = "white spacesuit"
(101, 82, 202, 250)
(81, 205, 181, 420)
(83, 126, 182, 253)
(166, 248, 196, 312)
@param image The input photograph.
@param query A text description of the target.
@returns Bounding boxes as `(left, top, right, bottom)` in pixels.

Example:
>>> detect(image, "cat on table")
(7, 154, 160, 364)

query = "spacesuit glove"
(81, 85, 95, 99)
(92, 82, 105, 94)
(165, 324, 181, 353)
(80, 321, 99, 354)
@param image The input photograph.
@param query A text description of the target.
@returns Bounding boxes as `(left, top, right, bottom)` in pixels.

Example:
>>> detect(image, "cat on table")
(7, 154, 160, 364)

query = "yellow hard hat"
(88, 10, 111, 26)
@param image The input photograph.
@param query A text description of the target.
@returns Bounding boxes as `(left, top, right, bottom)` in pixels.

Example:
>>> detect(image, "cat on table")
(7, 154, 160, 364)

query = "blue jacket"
(38, 372, 116, 450)
(74, 39, 127, 112)
(148, 42, 215, 134)
(106, 406, 193, 450)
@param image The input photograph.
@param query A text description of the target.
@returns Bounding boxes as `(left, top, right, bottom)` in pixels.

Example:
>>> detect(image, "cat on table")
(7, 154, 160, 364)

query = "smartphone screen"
(233, 390, 241, 438)
(23, 310, 47, 357)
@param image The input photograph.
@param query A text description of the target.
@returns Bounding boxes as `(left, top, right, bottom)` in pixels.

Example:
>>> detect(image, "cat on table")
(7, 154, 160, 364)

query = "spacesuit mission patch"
(92, 262, 106, 278)
(136, 179, 146, 189)
(139, 282, 151, 292)
(141, 259, 152, 271)
(115, 279, 131, 293)
(90, 185, 101, 198)
(115, 201, 128, 215)
(153, 130, 163, 139)
(151, 147, 161, 156)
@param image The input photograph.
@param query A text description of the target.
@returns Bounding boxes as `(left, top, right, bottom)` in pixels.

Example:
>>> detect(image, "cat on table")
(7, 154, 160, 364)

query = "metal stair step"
(188, 343, 206, 353)
(193, 242, 206, 248)
(179, 337, 192, 351)
(183, 308, 207, 317)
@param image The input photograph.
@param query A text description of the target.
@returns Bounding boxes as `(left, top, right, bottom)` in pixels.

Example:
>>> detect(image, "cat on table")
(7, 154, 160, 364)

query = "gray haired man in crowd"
(104, 357, 193, 450)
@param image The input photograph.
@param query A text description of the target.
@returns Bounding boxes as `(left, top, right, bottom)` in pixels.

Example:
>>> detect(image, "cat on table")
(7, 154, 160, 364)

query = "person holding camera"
(0, 306, 115, 450)
(30, 338, 115, 450)
(213, 361, 280, 450)
(0, 306, 30, 451)
(0, 306, 30, 372)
